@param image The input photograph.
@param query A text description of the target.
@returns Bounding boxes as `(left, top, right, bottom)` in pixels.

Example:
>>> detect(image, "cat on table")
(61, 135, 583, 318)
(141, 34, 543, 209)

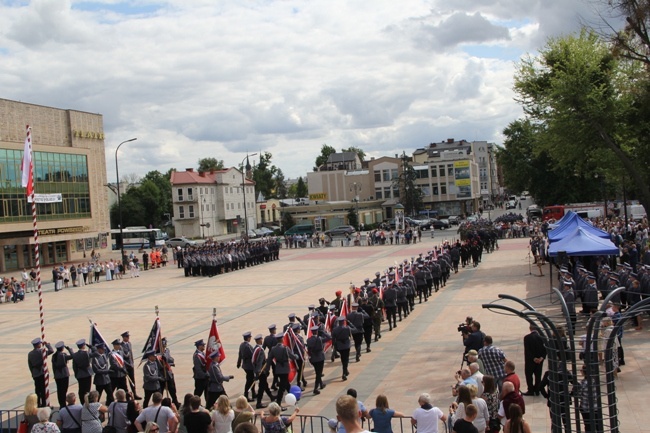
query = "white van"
(626, 204, 647, 221)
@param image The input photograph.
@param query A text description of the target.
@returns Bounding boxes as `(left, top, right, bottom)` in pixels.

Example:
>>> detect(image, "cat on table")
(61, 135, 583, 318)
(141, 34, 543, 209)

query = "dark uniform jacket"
(332, 325, 352, 351)
(193, 350, 209, 380)
(266, 344, 296, 375)
(208, 362, 230, 392)
(52, 347, 74, 380)
(72, 349, 97, 379)
(29, 343, 54, 378)
(237, 342, 254, 371)
(307, 332, 331, 363)
(92, 352, 111, 386)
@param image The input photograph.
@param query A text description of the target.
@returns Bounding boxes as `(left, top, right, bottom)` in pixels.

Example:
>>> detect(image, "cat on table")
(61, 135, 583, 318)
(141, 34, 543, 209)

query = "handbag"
(102, 404, 117, 433)
(17, 418, 28, 433)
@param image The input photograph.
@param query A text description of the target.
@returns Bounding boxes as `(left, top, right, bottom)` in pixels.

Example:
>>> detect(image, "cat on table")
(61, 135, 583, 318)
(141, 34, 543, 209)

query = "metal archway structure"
(483, 286, 646, 433)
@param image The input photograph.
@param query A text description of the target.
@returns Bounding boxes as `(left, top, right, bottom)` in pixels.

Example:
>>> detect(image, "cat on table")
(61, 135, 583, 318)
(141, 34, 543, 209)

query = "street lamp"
(115, 138, 137, 253)
(350, 182, 362, 231)
(241, 153, 257, 237)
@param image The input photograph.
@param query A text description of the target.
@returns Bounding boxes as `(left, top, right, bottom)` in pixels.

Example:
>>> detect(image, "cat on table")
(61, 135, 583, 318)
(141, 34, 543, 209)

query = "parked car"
(448, 215, 460, 225)
(254, 227, 274, 237)
(430, 218, 449, 230)
(166, 237, 197, 248)
(324, 225, 356, 236)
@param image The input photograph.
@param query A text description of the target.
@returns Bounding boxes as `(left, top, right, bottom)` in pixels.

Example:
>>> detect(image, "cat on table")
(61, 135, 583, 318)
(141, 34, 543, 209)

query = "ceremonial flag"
(206, 318, 226, 368)
(306, 316, 315, 339)
(89, 320, 110, 349)
(282, 329, 299, 382)
(324, 311, 334, 352)
(21, 126, 34, 196)
(140, 317, 161, 361)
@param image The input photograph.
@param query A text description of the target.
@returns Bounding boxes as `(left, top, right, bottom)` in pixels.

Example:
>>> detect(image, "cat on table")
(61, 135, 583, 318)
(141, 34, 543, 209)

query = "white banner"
(27, 193, 63, 203)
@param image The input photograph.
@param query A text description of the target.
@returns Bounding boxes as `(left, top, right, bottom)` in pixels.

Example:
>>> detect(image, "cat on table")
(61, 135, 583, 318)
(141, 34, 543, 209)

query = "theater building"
(0, 99, 111, 272)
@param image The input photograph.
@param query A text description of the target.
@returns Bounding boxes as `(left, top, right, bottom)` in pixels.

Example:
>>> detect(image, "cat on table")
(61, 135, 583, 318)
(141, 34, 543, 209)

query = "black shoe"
(134, 395, 143, 400)
(320, 383, 326, 389)
(281, 407, 288, 412)
(342, 375, 347, 381)
(374, 337, 378, 342)
(247, 397, 255, 402)
(256, 403, 267, 409)
(313, 389, 320, 395)
(366, 347, 371, 353)
(356, 356, 360, 362)
(522, 391, 535, 396)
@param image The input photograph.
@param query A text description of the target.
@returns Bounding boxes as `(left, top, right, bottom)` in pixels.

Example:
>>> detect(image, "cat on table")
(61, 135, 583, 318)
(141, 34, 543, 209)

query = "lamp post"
(115, 138, 137, 253)
(349, 181, 362, 231)
(241, 153, 257, 237)
(200, 198, 206, 239)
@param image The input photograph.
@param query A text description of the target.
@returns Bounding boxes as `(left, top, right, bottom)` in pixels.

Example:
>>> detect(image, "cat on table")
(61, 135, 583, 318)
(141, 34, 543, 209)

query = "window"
(384, 187, 391, 198)
(431, 166, 437, 177)
(447, 164, 454, 174)
(188, 205, 195, 218)
(187, 188, 193, 198)
(375, 188, 383, 199)
(177, 188, 183, 201)
(439, 166, 445, 177)
(441, 184, 447, 195)
(433, 185, 439, 195)
(392, 187, 400, 198)
(383, 170, 391, 182)
(416, 168, 429, 179)
(179, 206, 185, 218)
(391, 169, 398, 180)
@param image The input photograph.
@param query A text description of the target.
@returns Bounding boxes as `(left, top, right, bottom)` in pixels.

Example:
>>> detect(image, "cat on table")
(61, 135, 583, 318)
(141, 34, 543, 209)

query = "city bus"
(110, 227, 165, 250)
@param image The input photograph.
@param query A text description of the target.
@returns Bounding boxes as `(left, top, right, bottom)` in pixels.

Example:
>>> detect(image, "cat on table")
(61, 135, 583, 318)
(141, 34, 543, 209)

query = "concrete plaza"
(2, 235, 649, 432)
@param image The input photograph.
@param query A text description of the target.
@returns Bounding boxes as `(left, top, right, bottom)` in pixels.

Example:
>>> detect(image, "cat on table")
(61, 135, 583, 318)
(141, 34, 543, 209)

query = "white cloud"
(0, 0, 613, 179)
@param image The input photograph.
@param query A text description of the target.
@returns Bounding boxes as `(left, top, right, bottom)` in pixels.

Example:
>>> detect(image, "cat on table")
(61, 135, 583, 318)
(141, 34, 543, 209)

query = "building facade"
(0, 99, 111, 272)
(170, 167, 256, 238)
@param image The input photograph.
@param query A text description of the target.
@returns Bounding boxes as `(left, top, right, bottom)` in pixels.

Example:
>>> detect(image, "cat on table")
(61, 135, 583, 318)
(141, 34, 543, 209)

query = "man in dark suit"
(463, 321, 484, 355)
(523, 325, 547, 396)
(28, 338, 54, 407)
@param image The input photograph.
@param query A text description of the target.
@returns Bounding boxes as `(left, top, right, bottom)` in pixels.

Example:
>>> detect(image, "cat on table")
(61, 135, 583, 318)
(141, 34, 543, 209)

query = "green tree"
(346, 206, 358, 229)
(513, 29, 650, 210)
(142, 169, 173, 222)
(281, 211, 295, 233)
(252, 152, 283, 199)
(275, 168, 288, 199)
(393, 153, 423, 216)
(295, 177, 308, 198)
(315, 144, 336, 168)
(342, 146, 366, 162)
(198, 157, 225, 172)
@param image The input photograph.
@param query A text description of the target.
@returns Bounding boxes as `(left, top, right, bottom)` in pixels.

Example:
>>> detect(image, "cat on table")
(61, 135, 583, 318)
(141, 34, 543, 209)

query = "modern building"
(170, 167, 256, 238)
(0, 98, 111, 272)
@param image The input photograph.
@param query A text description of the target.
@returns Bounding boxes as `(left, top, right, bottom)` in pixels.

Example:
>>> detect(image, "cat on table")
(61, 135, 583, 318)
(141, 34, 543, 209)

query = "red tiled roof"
(170, 168, 255, 185)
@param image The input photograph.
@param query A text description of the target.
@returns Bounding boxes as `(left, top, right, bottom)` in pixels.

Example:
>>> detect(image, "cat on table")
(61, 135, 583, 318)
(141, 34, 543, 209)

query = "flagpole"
(24, 125, 50, 407)
(154, 306, 170, 399)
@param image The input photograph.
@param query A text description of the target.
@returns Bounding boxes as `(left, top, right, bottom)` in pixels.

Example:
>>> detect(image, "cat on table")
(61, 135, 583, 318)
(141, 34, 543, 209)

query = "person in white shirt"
(135, 392, 178, 433)
(411, 393, 446, 433)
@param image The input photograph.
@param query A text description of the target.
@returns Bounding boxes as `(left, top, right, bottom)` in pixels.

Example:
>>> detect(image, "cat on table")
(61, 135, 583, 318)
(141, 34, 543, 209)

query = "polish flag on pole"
(21, 125, 34, 197)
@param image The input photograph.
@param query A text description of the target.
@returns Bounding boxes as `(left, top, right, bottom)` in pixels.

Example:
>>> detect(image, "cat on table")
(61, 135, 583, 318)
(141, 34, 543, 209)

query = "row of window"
(176, 186, 253, 201)
(374, 169, 399, 183)
(0, 150, 89, 187)
(0, 194, 91, 222)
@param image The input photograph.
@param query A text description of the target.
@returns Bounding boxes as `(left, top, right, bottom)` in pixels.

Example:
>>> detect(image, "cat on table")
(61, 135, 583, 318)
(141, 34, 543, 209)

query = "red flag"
(324, 311, 334, 352)
(206, 319, 226, 369)
(282, 331, 298, 383)
(21, 125, 33, 196)
(306, 316, 315, 339)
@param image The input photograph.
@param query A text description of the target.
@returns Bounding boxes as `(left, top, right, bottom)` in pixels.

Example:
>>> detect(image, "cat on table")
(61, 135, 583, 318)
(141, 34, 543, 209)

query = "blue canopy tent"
(548, 226, 619, 257)
(547, 211, 610, 243)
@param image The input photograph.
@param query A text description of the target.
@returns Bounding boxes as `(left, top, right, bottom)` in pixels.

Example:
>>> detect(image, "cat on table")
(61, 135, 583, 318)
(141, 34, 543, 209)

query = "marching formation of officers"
(181, 238, 281, 277)
(27, 241, 476, 410)
(27, 331, 147, 409)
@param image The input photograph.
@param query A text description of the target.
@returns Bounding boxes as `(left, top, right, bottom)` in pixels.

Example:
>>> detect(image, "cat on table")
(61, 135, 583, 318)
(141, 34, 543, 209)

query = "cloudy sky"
(0, 0, 613, 180)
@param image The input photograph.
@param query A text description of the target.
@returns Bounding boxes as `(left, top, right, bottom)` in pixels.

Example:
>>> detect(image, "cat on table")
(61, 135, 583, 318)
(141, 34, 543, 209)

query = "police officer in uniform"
(290, 323, 308, 390)
(160, 337, 180, 408)
(346, 303, 366, 362)
(142, 349, 161, 407)
(368, 287, 384, 341)
(72, 339, 97, 402)
(263, 325, 279, 390)
(237, 332, 256, 402)
(28, 338, 54, 407)
(193, 339, 209, 399)
(332, 316, 352, 381)
(109, 339, 128, 393)
(306, 325, 331, 395)
(252, 334, 273, 409)
(92, 343, 114, 405)
(264, 333, 296, 407)
(120, 331, 141, 399)
(207, 351, 234, 410)
(52, 341, 74, 408)
(383, 281, 398, 331)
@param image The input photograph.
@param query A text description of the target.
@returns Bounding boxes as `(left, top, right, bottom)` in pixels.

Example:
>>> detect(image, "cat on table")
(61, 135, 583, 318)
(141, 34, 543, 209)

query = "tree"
(315, 144, 337, 168)
(608, 0, 650, 66)
(295, 177, 308, 198)
(281, 211, 295, 233)
(198, 157, 225, 172)
(347, 206, 358, 229)
(342, 146, 366, 162)
(142, 169, 173, 222)
(252, 152, 283, 199)
(513, 29, 650, 211)
(274, 168, 288, 199)
(393, 153, 423, 216)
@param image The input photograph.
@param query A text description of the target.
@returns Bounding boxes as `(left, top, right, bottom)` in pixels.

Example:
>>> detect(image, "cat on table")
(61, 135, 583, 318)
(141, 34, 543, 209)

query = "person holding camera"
(463, 321, 484, 355)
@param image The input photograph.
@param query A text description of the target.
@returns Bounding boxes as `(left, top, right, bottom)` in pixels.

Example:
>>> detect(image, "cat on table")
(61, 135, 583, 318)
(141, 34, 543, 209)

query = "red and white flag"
(339, 298, 349, 319)
(21, 125, 34, 196)
(306, 316, 315, 339)
(282, 329, 299, 383)
(206, 318, 226, 368)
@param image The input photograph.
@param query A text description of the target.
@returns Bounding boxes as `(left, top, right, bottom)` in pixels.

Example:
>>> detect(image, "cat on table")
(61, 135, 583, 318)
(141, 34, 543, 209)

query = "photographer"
(463, 321, 485, 355)
(451, 367, 477, 397)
